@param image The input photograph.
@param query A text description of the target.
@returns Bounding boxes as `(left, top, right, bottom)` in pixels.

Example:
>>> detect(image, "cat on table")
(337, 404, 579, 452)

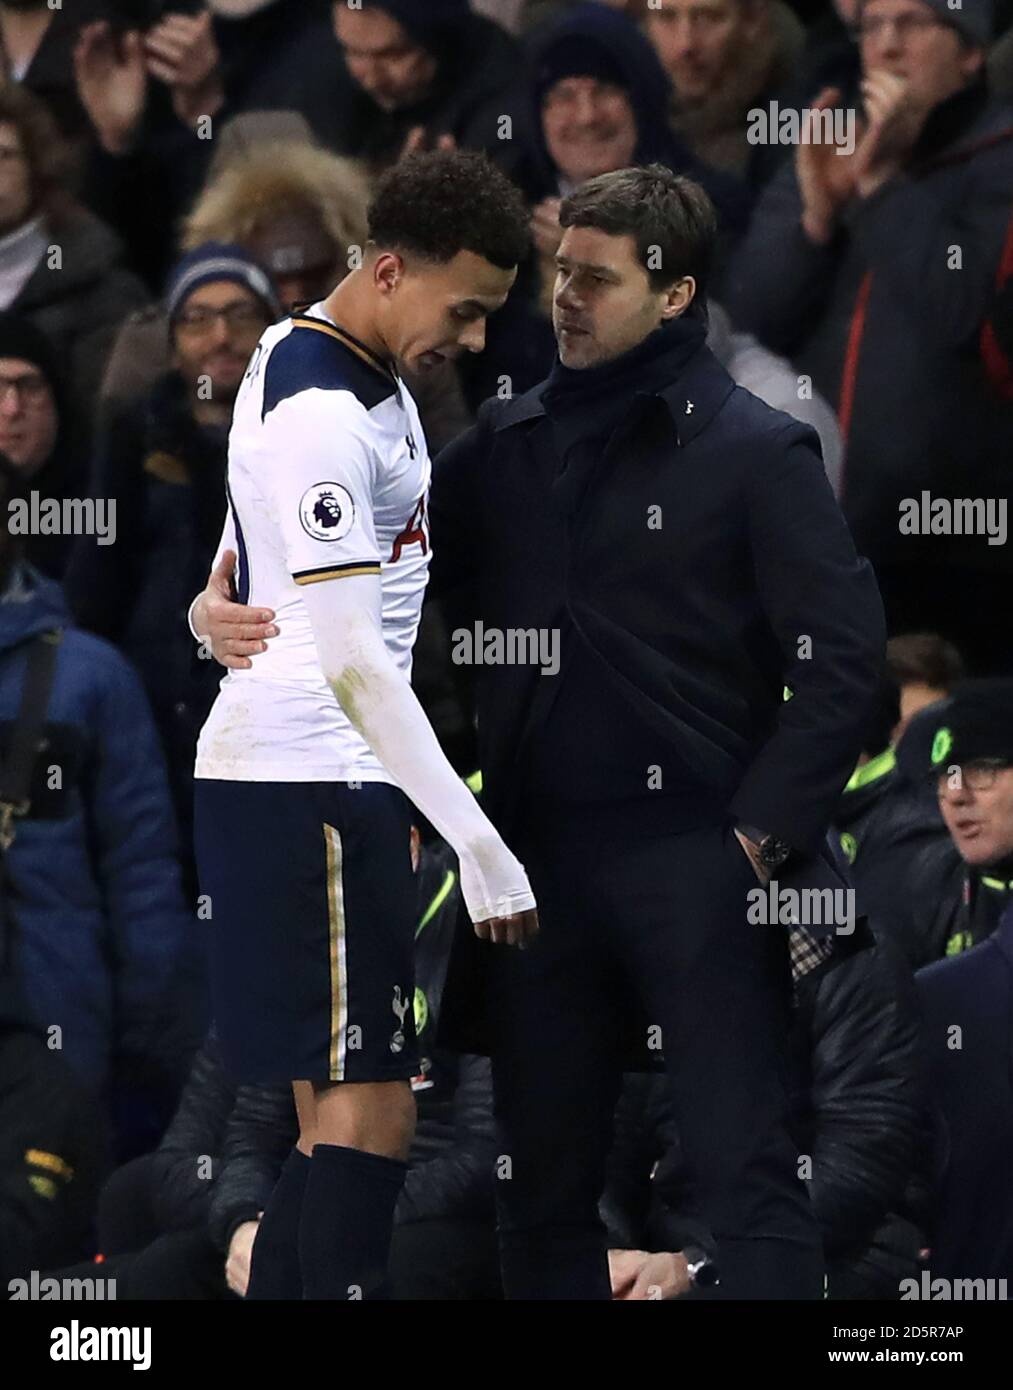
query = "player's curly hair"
(367, 150, 530, 271)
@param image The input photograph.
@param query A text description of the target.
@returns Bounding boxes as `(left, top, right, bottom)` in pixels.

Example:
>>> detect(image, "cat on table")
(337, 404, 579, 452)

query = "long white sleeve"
(301, 572, 535, 925)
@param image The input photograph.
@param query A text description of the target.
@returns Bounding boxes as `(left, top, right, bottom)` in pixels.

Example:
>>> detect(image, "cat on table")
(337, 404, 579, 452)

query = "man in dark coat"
(917, 902, 1013, 1287)
(429, 165, 885, 1302)
(198, 165, 886, 1299)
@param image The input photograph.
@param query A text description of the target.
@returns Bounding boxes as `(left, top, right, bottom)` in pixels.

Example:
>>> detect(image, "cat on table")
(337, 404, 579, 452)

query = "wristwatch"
(736, 823, 793, 872)
(683, 1245, 720, 1290)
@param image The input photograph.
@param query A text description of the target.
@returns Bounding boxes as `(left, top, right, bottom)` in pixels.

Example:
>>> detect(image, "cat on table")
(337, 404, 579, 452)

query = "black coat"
(916, 905, 1013, 1284)
(429, 341, 885, 856)
(833, 750, 966, 970)
(147, 1036, 235, 1239)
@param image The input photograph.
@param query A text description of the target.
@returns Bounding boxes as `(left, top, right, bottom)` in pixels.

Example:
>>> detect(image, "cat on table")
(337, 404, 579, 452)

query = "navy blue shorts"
(194, 780, 418, 1084)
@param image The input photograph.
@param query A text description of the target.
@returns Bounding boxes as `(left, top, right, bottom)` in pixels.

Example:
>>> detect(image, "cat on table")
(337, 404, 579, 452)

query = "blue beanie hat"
(165, 242, 281, 325)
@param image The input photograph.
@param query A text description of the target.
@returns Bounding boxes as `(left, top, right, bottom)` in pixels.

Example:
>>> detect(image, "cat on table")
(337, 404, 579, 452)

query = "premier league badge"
(299, 481, 356, 541)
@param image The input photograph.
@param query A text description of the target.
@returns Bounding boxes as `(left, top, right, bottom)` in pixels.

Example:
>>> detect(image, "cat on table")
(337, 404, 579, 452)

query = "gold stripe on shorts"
(323, 823, 348, 1081)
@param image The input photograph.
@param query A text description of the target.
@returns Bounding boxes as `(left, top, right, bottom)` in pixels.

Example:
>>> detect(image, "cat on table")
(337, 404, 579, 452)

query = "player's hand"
(74, 21, 148, 154)
(473, 907, 539, 948)
(226, 1217, 261, 1297)
(194, 550, 278, 670)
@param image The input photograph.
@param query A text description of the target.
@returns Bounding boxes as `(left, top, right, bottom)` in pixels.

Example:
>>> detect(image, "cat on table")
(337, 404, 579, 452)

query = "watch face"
(760, 837, 791, 869)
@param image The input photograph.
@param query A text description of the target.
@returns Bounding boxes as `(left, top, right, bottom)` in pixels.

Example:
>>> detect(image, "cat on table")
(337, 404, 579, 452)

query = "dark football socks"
(298, 1143, 408, 1300)
(246, 1147, 311, 1300)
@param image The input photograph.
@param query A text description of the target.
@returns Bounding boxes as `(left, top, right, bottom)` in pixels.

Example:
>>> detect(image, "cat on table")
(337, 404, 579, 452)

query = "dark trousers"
(489, 804, 824, 1300)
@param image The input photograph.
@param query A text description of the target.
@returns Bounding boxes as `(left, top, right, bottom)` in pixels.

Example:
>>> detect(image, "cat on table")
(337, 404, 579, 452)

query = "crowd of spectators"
(0, 0, 1010, 1300)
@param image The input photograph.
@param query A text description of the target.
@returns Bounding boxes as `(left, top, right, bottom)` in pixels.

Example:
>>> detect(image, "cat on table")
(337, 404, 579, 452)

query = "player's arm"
(300, 571, 537, 944)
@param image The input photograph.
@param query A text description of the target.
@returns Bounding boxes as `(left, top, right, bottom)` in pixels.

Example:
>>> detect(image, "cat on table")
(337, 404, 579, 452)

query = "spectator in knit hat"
(65, 243, 279, 875)
(456, 2, 751, 407)
(892, 679, 1013, 965)
(0, 310, 83, 579)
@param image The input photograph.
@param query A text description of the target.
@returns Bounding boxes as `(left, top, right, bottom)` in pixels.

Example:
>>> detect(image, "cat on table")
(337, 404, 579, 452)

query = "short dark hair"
(367, 150, 530, 271)
(558, 164, 717, 303)
(887, 633, 966, 692)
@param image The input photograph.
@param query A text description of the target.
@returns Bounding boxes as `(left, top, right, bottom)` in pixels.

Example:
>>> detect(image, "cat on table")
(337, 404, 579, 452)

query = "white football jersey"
(194, 302, 432, 782)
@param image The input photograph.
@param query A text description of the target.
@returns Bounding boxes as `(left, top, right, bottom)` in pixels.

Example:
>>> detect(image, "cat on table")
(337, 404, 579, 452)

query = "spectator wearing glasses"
(894, 679, 1013, 965)
(0, 311, 84, 580)
(66, 243, 280, 873)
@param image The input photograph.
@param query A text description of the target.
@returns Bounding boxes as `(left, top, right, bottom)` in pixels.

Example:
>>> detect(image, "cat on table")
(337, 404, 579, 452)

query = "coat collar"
(490, 342, 736, 447)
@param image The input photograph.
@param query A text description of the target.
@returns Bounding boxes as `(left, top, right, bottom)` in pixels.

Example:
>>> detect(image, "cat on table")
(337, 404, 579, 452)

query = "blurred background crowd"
(0, 0, 1011, 1301)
